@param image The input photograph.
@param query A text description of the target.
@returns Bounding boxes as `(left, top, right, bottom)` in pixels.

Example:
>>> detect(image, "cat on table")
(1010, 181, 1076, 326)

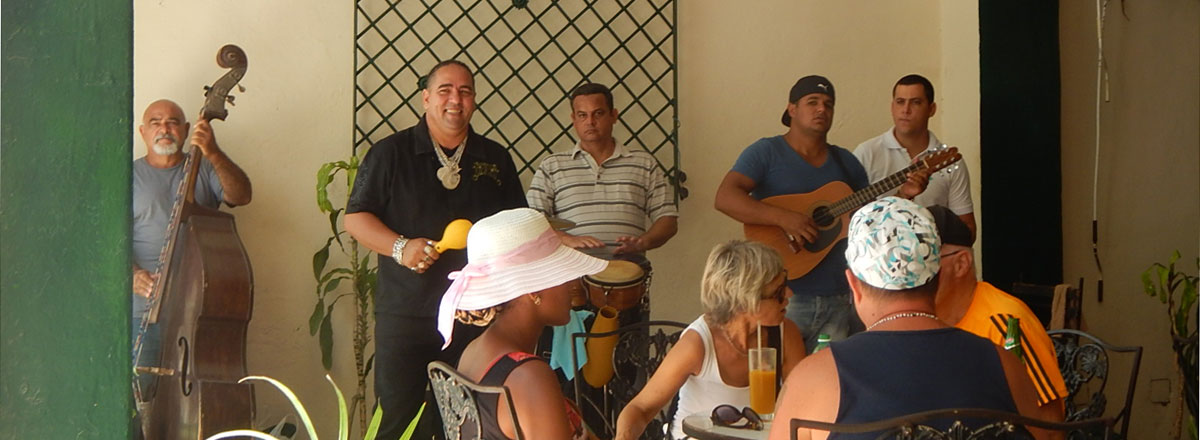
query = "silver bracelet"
(392, 236, 409, 267)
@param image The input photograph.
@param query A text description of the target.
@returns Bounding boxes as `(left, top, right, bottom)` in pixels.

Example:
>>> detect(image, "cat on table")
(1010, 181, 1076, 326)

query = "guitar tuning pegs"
(238, 85, 246, 93)
(203, 85, 212, 96)
(225, 95, 236, 106)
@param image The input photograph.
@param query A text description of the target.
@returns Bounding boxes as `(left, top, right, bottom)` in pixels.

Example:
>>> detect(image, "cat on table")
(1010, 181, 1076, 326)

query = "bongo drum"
(583, 260, 647, 311)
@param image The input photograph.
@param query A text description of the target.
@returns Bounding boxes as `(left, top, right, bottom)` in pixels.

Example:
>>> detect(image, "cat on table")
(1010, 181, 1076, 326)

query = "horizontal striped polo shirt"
(526, 142, 677, 248)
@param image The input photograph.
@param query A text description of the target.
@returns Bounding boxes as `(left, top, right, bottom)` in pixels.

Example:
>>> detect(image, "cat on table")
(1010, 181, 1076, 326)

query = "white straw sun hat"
(436, 207, 608, 347)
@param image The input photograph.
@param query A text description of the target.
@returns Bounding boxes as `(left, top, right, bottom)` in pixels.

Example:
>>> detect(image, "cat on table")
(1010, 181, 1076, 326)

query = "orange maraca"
(434, 219, 472, 253)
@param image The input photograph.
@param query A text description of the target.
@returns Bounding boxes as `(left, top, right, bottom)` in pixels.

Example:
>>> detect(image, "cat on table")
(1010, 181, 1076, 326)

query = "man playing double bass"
(130, 99, 252, 425)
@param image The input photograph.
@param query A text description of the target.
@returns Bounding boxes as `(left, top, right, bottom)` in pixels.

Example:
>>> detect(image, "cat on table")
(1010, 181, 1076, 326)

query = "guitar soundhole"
(812, 206, 835, 227)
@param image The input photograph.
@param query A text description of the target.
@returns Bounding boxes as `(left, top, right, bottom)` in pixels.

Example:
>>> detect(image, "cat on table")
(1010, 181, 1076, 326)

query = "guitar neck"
(827, 162, 921, 218)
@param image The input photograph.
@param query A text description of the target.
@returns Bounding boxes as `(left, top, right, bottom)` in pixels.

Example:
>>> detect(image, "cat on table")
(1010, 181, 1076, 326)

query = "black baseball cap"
(928, 205, 974, 247)
(781, 75, 835, 126)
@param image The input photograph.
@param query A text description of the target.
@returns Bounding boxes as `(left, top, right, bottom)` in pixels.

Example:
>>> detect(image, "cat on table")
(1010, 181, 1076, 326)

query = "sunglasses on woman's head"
(710, 404, 764, 430)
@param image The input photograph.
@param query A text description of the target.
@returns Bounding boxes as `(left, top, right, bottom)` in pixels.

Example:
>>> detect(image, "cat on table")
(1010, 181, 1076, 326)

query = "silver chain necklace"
(433, 139, 466, 190)
(866, 311, 940, 331)
(720, 325, 749, 357)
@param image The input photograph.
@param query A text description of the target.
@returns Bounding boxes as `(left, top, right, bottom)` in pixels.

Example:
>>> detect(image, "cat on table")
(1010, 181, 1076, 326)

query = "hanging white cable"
(1092, 0, 1110, 301)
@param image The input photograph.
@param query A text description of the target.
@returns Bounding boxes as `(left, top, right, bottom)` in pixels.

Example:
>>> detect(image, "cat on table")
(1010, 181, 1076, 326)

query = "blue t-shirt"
(730, 136, 868, 296)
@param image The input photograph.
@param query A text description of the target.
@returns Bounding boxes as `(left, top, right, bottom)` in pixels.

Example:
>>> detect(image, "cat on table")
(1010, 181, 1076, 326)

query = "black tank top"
(829, 328, 1020, 439)
(469, 352, 586, 440)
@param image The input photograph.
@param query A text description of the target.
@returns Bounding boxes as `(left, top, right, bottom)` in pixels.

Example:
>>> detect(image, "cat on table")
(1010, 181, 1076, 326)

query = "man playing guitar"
(715, 75, 929, 351)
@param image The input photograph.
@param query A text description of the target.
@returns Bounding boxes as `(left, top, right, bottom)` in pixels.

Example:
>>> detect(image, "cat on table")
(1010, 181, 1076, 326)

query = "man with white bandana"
(131, 98, 252, 429)
(769, 197, 1059, 440)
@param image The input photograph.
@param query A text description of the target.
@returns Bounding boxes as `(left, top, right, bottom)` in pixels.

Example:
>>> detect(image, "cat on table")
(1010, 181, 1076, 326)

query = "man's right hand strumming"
(777, 210, 818, 247)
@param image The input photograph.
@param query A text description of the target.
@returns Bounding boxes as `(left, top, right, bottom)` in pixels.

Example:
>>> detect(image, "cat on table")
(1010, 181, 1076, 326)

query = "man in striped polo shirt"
(528, 83, 678, 430)
(527, 82, 678, 270)
(929, 205, 1068, 415)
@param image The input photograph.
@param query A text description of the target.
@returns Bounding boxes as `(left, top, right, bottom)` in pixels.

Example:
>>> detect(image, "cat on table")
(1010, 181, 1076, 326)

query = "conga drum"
(583, 260, 647, 311)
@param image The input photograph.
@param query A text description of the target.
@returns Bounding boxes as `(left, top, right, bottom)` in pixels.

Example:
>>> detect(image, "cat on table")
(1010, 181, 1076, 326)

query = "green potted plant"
(309, 153, 377, 436)
(1141, 250, 1198, 439)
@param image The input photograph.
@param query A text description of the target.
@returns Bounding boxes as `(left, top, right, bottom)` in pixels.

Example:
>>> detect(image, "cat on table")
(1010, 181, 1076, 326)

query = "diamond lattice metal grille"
(354, 0, 679, 189)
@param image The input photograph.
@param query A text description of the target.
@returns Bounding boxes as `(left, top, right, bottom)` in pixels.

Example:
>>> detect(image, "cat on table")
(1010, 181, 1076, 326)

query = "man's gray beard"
(152, 142, 179, 156)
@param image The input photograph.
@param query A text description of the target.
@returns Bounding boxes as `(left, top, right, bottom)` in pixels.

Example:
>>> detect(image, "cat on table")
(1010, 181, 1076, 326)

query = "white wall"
(1060, 1, 1200, 438)
(938, 1, 984, 267)
(134, 1, 981, 438)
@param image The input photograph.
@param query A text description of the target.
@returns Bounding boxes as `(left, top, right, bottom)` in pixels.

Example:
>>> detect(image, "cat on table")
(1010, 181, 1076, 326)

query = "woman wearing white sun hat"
(437, 207, 609, 439)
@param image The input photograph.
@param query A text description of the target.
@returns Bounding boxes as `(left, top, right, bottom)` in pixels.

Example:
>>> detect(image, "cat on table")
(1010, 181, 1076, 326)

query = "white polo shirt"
(853, 128, 974, 215)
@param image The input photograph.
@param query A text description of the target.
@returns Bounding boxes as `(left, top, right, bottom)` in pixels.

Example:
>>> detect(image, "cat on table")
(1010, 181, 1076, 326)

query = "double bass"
(135, 44, 255, 439)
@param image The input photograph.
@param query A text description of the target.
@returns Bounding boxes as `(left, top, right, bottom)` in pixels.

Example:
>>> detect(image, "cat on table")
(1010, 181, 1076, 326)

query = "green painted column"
(1, 1, 133, 439)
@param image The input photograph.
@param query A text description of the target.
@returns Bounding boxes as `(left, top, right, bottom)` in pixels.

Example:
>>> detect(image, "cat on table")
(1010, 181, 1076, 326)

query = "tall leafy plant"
(310, 154, 377, 435)
(1141, 250, 1198, 439)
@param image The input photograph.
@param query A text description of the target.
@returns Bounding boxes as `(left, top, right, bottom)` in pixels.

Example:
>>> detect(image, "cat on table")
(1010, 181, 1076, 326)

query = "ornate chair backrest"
(1048, 329, 1143, 439)
(789, 408, 1112, 440)
(427, 360, 525, 440)
(570, 320, 687, 439)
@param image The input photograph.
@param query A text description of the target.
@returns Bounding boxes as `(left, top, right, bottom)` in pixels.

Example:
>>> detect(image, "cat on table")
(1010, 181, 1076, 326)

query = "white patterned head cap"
(845, 197, 941, 290)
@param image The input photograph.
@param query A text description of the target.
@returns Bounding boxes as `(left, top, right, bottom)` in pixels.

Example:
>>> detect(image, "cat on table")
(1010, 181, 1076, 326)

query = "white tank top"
(670, 316, 751, 439)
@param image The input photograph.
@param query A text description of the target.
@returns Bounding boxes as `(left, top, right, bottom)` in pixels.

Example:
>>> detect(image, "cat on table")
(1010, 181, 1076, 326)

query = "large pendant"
(437, 165, 461, 190)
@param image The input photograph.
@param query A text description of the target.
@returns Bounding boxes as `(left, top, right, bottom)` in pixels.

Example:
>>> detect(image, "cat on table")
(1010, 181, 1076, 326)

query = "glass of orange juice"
(748, 347, 776, 420)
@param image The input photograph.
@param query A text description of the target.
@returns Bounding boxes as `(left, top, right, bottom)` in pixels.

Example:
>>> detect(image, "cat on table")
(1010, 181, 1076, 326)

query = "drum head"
(586, 260, 645, 284)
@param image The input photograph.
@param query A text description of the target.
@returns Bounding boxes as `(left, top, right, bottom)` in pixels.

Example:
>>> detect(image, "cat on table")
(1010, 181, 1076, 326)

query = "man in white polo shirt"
(854, 74, 976, 239)
(527, 82, 678, 267)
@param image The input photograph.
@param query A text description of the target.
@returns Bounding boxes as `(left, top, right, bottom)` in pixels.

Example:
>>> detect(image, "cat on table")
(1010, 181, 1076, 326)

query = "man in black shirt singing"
(346, 60, 527, 439)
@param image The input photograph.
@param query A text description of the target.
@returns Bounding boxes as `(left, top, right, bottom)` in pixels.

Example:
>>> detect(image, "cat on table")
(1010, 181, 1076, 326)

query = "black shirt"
(347, 117, 527, 317)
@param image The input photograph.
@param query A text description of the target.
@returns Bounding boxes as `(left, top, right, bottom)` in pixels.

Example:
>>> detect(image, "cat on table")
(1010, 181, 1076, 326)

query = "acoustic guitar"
(743, 146, 962, 277)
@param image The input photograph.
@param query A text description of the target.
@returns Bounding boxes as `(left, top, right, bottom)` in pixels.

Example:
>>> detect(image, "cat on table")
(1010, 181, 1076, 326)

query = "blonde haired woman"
(615, 240, 806, 439)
